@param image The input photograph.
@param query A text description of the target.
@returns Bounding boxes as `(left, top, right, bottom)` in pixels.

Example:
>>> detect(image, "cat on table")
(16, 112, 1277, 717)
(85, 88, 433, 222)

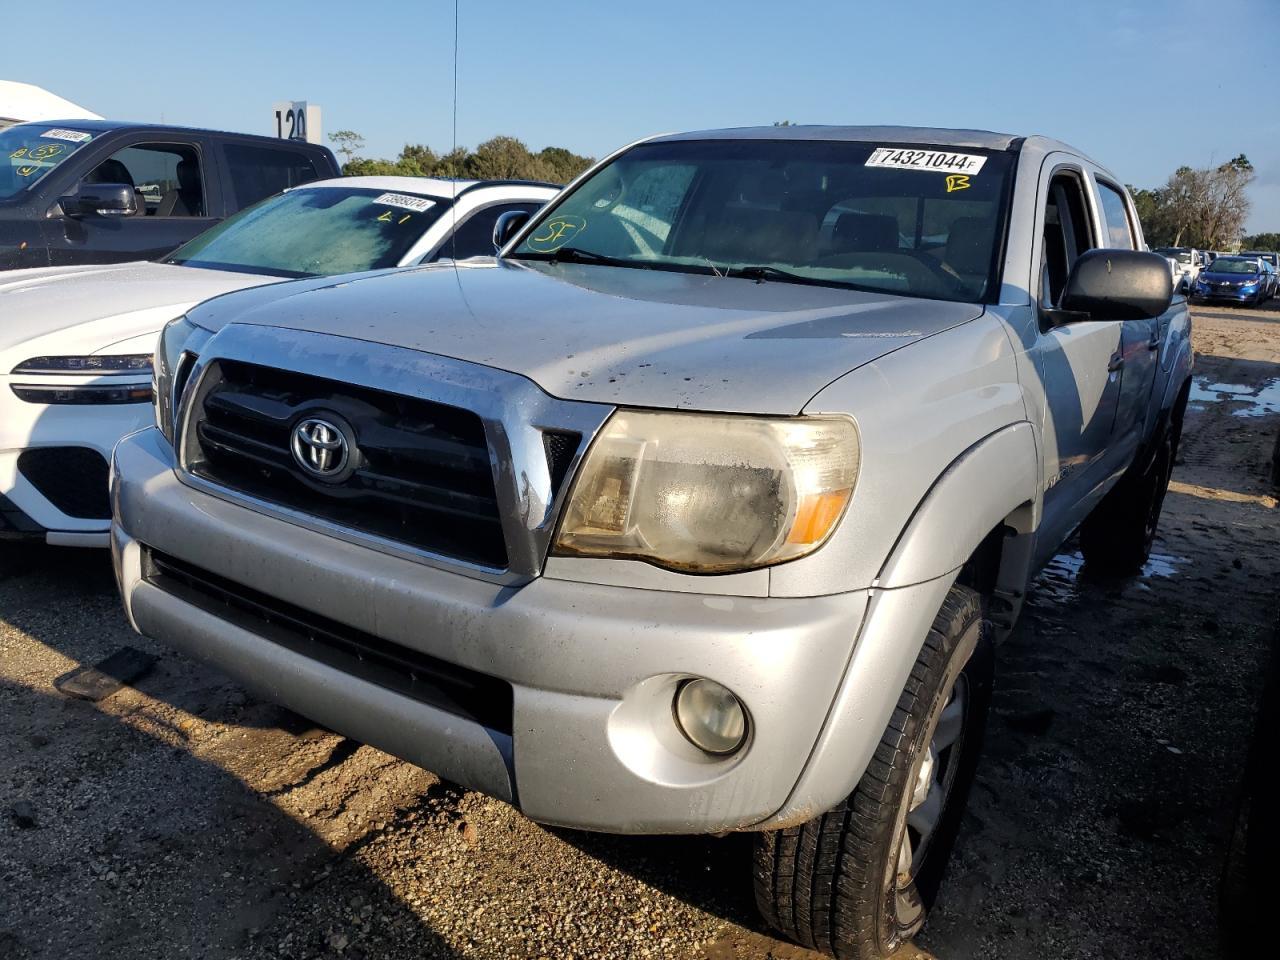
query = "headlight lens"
(552, 410, 858, 573)
(154, 315, 200, 445)
(10, 354, 152, 375)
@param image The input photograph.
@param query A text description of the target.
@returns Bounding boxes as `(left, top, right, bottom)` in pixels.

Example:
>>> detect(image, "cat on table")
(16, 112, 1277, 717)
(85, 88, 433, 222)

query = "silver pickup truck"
(111, 126, 1192, 959)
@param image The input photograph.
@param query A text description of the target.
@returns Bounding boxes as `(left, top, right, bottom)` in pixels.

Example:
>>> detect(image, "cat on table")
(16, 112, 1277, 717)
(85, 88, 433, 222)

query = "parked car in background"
(0, 176, 557, 545)
(113, 125, 1191, 960)
(1153, 246, 1206, 292)
(1240, 251, 1279, 294)
(1191, 255, 1273, 305)
(0, 120, 339, 271)
(1240, 250, 1278, 270)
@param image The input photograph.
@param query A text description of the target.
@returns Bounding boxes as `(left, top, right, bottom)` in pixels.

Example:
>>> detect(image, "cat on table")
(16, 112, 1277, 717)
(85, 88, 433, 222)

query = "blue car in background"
(1191, 255, 1274, 305)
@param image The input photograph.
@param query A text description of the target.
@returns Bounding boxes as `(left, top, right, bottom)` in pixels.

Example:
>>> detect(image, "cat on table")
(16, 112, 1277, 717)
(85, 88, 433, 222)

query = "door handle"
(1108, 354, 1125, 373)
(1147, 334, 1161, 351)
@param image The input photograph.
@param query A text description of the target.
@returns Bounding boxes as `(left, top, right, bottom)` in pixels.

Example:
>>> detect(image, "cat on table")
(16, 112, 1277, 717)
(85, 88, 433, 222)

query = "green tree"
(395, 144, 439, 177)
(536, 145, 593, 183)
(1129, 154, 1255, 250)
(340, 136, 595, 185)
(328, 130, 364, 165)
(1242, 232, 1280, 250)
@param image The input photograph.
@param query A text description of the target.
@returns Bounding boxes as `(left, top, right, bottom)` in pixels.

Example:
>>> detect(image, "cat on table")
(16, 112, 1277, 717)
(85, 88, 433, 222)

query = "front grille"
(184, 360, 506, 568)
(17, 447, 111, 519)
(144, 549, 514, 734)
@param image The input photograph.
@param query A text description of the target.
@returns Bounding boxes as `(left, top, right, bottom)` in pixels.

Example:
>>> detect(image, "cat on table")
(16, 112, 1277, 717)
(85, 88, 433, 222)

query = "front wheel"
(753, 585, 993, 960)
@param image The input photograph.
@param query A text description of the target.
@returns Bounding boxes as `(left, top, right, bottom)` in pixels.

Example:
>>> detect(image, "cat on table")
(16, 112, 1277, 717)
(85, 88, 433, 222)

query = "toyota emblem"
(291, 416, 352, 480)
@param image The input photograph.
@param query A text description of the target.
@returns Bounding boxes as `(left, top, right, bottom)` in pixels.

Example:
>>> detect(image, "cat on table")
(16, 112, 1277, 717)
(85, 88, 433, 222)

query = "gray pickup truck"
(111, 126, 1192, 959)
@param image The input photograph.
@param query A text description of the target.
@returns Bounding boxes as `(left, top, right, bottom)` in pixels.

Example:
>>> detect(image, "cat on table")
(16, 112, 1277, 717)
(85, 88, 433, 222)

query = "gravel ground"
(2, 304, 1278, 960)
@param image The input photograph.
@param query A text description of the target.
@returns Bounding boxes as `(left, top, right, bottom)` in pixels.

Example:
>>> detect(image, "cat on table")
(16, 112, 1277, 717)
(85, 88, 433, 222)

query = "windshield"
(1154, 248, 1193, 264)
(1207, 258, 1259, 275)
(0, 124, 96, 199)
(508, 139, 1014, 303)
(166, 186, 448, 277)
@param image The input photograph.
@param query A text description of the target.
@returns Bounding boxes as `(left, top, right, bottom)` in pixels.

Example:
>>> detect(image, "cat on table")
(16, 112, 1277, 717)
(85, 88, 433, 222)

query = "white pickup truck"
(112, 126, 1192, 959)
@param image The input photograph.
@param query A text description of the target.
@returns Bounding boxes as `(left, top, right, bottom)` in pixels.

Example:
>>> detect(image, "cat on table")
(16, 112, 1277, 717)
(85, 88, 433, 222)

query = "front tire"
(753, 585, 993, 960)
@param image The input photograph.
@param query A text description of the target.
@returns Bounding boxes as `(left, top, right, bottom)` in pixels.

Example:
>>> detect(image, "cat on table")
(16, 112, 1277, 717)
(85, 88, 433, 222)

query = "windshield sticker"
(41, 128, 92, 144)
(865, 148, 987, 175)
(375, 210, 414, 225)
(526, 214, 586, 252)
(945, 174, 971, 193)
(372, 192, 436, 213)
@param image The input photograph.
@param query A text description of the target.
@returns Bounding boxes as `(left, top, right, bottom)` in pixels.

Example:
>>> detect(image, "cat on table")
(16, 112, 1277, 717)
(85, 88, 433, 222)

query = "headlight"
(154, 315, 200, 445)
(552, 410, 859, 573)
(11, 354, 152, 375)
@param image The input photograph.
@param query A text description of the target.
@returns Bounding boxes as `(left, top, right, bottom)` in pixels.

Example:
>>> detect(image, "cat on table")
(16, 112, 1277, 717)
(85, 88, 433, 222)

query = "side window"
(1040, 172, 1096, 309)
(223, 144, 319, 208)
(433, 202, 541, 261)
(1095, 180, 1135, 250)
(87, 143, 204, 217)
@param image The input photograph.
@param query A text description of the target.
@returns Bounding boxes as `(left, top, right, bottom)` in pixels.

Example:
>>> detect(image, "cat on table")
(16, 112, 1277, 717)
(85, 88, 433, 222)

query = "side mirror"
(492, 209, 531, 252)
(63, 183, 137, 218)
(1058, 249, 1174, 321)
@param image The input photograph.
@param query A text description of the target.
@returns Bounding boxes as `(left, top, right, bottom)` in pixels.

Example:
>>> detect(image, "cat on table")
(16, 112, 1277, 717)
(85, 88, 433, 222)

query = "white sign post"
(272, 101, 322, 145)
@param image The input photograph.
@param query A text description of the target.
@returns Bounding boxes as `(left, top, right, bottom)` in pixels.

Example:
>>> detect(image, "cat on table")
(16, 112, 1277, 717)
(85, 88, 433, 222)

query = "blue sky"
(7, 0, 1278, 229)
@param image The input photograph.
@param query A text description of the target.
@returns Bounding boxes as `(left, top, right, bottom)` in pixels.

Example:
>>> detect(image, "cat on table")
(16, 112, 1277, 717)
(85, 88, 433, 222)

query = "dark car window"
(166, 186, 448, 278)
(90, 143, 205, 217)
(0, 125, 96, 199)
(432, 202, 541, 261)
(509, 139, 1015, 303)
(1207, 257, 1260, 275)
(223, 143, 320, 208)
(1095, 180, 1135, 250)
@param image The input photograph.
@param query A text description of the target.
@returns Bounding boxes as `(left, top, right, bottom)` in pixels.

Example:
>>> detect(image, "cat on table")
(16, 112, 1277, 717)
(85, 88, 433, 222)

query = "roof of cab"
(652, 125, 1022, 150)
(647, 125, 1102, 173)
(10, 117, 332, 145)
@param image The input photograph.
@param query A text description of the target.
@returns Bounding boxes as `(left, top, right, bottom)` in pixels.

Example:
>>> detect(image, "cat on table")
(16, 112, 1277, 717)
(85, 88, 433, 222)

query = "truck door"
(1033, 167, 1125, 553)
(44, 139, 218, 266)
(1093, 175, 1161, 460)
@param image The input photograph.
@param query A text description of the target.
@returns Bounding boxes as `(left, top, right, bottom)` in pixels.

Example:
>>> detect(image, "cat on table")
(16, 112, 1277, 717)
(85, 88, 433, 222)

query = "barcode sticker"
(865, 148, 987, 175)
(41, 128, 92, 143)
(372, 192, 436, 212)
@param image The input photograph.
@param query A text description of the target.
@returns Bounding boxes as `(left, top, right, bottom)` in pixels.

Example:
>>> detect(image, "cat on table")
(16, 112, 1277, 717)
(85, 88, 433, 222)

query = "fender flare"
(756, 422, 1040, 828)
(876, 421, 1039, 589)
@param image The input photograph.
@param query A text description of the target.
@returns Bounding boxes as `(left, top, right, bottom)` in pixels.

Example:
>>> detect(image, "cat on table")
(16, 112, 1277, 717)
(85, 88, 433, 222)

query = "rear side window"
(1095, 180, 1135, 250)
(433, 202, 542, 261)
(223, 143, 319, 208)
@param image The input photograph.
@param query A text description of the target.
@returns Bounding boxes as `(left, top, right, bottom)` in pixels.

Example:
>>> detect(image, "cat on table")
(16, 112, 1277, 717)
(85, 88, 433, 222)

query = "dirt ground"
(2, 304, 1277, 960)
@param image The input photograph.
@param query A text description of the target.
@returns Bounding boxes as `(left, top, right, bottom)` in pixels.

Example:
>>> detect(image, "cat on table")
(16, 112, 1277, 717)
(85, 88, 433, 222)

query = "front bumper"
(113, 426, 877, 834)
(1192, 286, 1264, 303)
(0, 378, 151, 544)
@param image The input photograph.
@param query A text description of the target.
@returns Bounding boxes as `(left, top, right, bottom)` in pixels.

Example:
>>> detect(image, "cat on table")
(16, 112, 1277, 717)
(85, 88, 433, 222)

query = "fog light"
(673, 679, 747, 755)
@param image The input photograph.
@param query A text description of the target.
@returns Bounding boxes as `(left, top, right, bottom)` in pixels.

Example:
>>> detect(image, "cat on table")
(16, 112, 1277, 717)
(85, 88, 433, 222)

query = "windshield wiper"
(728, 265, 810, 284)
(513, 246, 640, 268)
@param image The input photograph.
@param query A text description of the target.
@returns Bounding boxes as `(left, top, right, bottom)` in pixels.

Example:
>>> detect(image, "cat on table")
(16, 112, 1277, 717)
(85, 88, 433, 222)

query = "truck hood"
(0, 261, 278, 356)
(187, 260, 985, 415)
